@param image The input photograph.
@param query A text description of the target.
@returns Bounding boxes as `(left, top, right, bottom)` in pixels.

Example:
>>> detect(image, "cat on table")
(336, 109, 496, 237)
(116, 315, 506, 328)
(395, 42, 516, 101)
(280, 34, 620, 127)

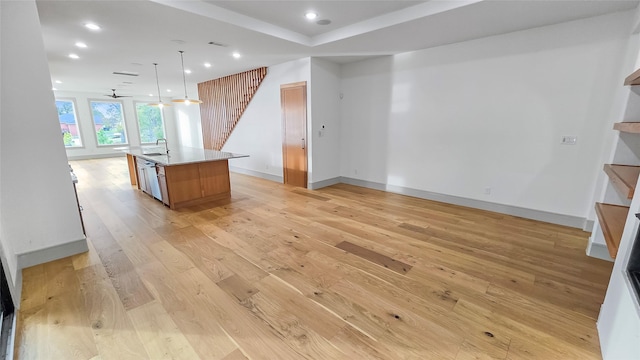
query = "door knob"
(302, 138, 305, 149)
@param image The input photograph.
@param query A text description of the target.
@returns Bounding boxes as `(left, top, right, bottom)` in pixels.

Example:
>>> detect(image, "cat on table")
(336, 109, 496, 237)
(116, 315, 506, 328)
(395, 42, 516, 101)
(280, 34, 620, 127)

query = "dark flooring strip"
(335, 241, 413, 275)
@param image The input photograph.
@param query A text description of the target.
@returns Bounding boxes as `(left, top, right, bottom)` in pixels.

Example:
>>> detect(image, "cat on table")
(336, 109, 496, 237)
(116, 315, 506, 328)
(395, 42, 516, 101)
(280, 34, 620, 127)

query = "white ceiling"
(204, 1, 424, 37)
(36, 0, 639, 98)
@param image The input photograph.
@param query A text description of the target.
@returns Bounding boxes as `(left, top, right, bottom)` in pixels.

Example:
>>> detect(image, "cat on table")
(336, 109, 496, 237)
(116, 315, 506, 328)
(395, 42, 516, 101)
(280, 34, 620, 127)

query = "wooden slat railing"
(198, 67, 267, 150)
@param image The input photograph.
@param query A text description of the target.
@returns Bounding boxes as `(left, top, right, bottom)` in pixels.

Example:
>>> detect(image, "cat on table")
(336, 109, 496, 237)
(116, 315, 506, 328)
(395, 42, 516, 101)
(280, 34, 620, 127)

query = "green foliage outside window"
(91, 101, 127, 145)
(57, 101, 74, 116)
(63, 132, 73, 146)
(56, 99, 82, 147)
(136, 103, 165, 143)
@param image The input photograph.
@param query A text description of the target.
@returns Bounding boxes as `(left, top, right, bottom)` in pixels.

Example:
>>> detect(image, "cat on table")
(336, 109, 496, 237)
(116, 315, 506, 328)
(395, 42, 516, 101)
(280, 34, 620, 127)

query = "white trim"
(55, 97, 85, 149)
(133, 100, 167, 145)
(67, 152, 125, 161)
(586, 241, 614, 262)
(340, 176, 588, 229)
(87, 98, 130, 147)
(309, 177, 341, 190)
(583, 219, 596, 232)
(16, 237, 88, 270)
(229, 166, 283, 183)
(225, 170, 593, 229)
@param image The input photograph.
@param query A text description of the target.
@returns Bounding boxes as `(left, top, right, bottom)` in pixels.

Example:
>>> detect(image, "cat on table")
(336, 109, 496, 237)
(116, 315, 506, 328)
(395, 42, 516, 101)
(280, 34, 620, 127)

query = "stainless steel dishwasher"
(137, 160, 162, 201)
(144, 162, 162, 201)
(136, 160, 149, 194)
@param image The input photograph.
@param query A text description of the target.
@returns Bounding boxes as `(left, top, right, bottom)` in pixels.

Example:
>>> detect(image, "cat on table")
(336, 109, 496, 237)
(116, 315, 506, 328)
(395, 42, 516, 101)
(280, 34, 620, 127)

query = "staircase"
(198, 67, 268, 150)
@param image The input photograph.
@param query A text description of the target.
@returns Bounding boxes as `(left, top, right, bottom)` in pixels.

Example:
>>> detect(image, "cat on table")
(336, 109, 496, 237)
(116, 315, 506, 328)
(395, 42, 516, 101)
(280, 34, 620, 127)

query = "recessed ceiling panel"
(205, 1, 424, 36)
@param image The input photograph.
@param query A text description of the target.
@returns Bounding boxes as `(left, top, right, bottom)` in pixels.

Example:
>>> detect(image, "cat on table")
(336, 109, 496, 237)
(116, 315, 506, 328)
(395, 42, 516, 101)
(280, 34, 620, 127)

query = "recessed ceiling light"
(84, 23, 100, 31)
(52, 87, 58, 91)
(232, 52, 241, 59)
(184, 69, 192, 74)
(69, 53, 79, 59)
(75, 42, 87, 48)
(149, 93, 154, 97)
(166, 89, 172, 93)
(55, 80, 62, 84)
(204, 62, 212, 68)
(305, 12, 318, 20)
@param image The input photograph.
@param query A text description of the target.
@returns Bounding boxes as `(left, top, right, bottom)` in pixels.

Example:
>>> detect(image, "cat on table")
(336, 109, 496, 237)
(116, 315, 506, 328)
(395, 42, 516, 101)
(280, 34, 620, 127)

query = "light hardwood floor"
(15, 157, 613, 359)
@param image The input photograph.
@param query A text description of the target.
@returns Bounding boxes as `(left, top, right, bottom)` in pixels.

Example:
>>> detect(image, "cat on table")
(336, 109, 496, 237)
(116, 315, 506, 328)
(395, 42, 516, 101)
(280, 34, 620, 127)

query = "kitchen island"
(123, 146, 247, 210)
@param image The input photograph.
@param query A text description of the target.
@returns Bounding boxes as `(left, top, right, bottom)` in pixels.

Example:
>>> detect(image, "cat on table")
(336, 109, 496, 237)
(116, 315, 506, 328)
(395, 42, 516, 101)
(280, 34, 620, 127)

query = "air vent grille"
(113, 71, 139, 76)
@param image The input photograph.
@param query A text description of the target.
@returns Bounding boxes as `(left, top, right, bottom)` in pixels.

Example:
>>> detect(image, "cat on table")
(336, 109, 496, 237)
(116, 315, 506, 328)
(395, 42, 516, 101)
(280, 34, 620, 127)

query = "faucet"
(156, 138, 169, 155)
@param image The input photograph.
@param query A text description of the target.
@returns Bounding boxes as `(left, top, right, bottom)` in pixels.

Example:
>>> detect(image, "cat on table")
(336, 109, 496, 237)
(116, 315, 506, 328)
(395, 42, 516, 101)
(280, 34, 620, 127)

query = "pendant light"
(149, 63, 171, 108)
(172, 50, 202, 105)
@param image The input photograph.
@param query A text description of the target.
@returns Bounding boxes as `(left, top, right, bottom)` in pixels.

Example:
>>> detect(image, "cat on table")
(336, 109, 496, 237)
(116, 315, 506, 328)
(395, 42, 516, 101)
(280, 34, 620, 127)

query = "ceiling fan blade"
(104, 89, 131, 98)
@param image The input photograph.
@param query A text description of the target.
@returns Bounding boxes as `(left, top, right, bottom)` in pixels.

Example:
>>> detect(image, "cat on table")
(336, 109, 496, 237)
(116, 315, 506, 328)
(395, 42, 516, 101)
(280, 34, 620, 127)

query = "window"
(55, 99, 82, 147)
(90, 100, 128, 146)
(135, 103, 165, 144)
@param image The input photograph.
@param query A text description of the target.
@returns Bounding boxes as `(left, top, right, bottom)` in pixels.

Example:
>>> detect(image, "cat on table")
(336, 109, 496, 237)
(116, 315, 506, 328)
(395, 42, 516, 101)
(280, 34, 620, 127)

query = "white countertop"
(120, 146, 248, 166)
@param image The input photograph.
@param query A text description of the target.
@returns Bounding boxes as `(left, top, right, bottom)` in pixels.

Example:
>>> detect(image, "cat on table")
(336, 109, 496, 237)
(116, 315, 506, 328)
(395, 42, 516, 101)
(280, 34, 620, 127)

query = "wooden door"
(281, 82, 308, 188)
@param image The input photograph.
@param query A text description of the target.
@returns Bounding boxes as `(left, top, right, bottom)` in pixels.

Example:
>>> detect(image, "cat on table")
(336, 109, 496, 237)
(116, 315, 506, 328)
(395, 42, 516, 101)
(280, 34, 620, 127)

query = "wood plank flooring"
(15, 157, 613, 359)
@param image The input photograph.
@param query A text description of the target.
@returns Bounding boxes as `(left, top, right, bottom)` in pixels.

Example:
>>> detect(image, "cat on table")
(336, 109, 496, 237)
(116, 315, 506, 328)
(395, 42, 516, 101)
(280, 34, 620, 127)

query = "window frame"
(134, 101, 167, 145)
(88, 99, 129, 147)
(55, 98, 84, 148)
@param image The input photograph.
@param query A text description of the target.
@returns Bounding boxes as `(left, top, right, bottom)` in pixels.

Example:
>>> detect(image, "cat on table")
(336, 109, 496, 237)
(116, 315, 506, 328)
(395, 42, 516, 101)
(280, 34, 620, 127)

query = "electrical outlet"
(561, 136, 577, 145)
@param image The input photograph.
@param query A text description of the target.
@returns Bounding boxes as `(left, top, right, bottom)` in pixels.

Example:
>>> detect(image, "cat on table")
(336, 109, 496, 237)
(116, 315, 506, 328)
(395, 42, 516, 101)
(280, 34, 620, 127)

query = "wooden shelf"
(613, 122, 640, 133)
(595, 203, 629, 259)
(625, 68, 640, 85)
(603, 164, 640, 199)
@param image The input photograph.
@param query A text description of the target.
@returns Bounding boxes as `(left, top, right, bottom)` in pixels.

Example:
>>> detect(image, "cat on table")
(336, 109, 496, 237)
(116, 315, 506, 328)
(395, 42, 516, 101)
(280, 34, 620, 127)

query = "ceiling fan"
(104, 89, 131, 98)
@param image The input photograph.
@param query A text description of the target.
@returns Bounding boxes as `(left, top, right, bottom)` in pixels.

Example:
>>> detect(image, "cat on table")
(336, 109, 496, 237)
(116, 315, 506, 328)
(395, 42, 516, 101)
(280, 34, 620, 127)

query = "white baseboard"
(9, 237, 88, 308)
(583, 219, 595, 232)
(309, 177, 341, 190)
(16, 237, 88, 270)
(339, 177, 587, 229)
(229, 166, 283, 183)
(223, 169, 592, 230)
(586, 242, 613, 262)
(67, 152, 125, 161)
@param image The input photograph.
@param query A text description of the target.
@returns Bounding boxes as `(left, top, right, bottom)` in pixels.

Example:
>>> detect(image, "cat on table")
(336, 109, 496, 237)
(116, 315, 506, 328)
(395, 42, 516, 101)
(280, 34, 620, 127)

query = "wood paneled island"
(123, 147, 247, 209)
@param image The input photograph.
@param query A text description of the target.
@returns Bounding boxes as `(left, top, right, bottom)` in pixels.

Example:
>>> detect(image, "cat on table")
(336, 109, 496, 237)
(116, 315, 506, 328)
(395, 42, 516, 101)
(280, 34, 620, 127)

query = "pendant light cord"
(153, 63, 162, 103)
(179, 51, 188, 99)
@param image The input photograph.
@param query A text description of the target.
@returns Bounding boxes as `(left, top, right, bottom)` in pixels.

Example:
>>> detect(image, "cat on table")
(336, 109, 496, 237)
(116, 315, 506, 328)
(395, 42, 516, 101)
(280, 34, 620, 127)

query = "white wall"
(57, 91, 179, 159)
(0, 0, 14, 306)
(174, 96, 204, 149)
(1, 0, 86, 304)
(340, 11, 632, 220)
(597, 171, 640, 359)
(596, 15, 640, 358)
(222, 58, 311, 180)
(309, 58, 342, 185)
